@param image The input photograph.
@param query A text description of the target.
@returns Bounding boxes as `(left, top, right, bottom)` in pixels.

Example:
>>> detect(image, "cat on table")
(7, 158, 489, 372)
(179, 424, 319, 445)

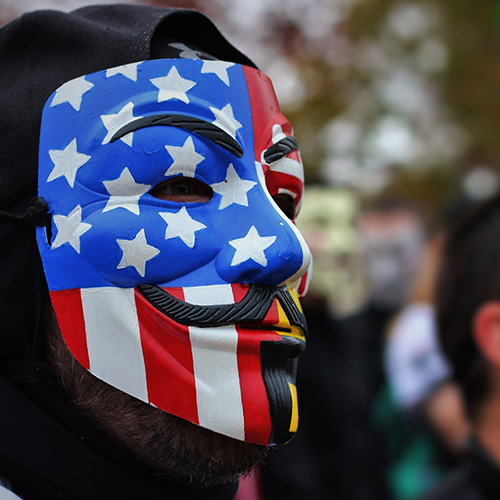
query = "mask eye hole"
(272, 193, 296, 220)
(150, 177, 213, 203)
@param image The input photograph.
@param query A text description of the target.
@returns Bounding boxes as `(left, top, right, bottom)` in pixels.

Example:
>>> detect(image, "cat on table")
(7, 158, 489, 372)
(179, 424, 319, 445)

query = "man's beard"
(44, 305, 268, 487)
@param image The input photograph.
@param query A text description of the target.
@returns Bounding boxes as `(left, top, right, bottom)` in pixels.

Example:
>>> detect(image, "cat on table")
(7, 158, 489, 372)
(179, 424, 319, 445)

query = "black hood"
(0, 5, 255, 499)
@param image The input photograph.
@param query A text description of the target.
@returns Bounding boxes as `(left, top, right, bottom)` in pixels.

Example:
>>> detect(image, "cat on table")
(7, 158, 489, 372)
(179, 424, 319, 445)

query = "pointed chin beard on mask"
(42, 303, 268, 487)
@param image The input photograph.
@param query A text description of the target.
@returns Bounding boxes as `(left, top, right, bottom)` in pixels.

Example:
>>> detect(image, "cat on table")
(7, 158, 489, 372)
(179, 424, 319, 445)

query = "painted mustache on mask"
(138, 283, 306, 333)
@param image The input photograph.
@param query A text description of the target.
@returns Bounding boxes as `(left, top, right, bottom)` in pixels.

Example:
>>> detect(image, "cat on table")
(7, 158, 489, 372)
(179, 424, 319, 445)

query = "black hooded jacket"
(0, 6, 255, 499)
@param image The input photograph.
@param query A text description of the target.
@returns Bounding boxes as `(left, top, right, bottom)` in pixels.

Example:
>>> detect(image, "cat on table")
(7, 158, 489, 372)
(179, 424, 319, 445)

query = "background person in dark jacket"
(420, 194, 500, 499)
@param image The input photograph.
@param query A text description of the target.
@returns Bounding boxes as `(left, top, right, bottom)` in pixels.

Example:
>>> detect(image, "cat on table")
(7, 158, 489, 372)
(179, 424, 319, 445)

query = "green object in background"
(372, 384, 450, 500)
(389, 435, 448, 500)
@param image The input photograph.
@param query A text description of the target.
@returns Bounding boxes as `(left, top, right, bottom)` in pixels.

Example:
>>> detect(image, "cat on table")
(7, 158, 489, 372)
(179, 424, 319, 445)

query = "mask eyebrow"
(263, 136, 299, 164)
(110, 114, 243, 158)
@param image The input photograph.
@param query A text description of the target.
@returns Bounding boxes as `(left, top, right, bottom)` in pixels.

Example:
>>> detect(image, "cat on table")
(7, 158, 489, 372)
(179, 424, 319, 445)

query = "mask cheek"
(80, 208, 218, 287)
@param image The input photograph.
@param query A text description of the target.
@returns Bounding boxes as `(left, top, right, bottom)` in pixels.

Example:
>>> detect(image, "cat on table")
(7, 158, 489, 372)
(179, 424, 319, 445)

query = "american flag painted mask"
(36, 58, 311, 445)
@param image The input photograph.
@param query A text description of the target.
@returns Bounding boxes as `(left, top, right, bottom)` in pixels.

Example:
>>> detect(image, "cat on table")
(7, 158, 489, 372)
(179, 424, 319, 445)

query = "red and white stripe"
(184, 285, 244, 440)
(81, 287, 149, 403)
(50, 283, 278, 444)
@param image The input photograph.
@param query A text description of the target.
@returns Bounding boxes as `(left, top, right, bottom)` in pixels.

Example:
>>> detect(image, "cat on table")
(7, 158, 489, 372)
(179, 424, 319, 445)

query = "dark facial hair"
(43, 305, 268, 487)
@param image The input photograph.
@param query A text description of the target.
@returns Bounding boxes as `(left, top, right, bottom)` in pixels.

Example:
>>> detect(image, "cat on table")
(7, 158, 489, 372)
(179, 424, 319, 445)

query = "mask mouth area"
(137, 283, 306, 445)
(137, 283, 307, 332)
(261, 336, 304, 445)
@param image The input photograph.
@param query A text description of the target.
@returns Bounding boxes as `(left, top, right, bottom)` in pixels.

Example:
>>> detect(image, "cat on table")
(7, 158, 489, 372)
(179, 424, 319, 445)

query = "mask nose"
(215, 203, 311, 287)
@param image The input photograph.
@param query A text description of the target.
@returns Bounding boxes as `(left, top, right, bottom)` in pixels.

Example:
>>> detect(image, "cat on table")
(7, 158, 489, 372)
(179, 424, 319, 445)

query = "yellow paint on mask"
(276, 299, 305, 341)
(288, 382, 299, 433)
(288, 288, 303, 313)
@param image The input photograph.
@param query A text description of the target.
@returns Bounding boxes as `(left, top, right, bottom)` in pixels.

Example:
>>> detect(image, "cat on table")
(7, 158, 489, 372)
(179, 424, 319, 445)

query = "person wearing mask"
(0, 5, 311, 499)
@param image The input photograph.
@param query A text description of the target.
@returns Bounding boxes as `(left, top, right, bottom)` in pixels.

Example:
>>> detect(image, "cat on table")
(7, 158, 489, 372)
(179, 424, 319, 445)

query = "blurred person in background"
(354, 198, 435, 499)
(382, 188, 499, 499)
(383, 227, 470, 500)
(295, 187, 368, 317)
(262, 186, 393, 500)
(358, 199, 427, 316)
(358, 199, 429, 400)
(418, 193, 500, 499)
